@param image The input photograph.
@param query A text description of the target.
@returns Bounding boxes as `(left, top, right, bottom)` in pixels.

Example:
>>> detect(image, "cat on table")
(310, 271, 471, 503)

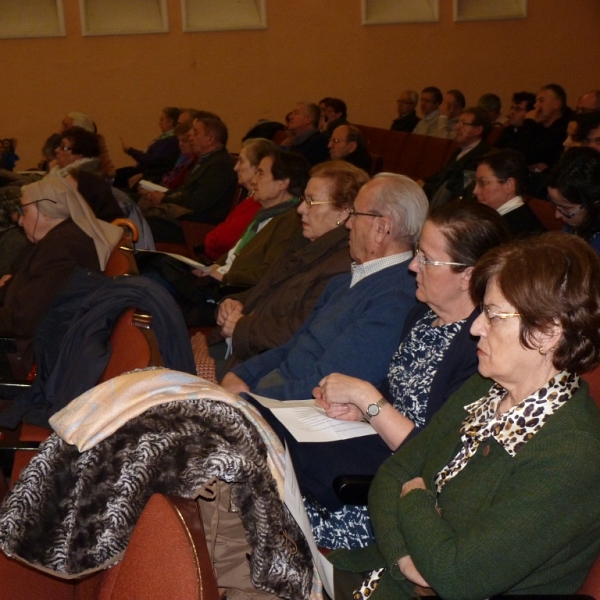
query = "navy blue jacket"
(258, 304, 480, 510)
(233, 260, 417, 400)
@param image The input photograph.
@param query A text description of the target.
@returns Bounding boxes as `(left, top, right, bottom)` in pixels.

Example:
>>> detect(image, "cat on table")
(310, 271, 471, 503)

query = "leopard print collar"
(434, 371, 579, 495)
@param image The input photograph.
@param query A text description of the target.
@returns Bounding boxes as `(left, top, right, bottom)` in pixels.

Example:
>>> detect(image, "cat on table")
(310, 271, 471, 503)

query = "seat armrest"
(333, 475, 374, 506)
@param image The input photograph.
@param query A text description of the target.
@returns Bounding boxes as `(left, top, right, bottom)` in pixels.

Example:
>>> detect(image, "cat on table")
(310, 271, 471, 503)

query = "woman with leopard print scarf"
(328, 232, 600, 599)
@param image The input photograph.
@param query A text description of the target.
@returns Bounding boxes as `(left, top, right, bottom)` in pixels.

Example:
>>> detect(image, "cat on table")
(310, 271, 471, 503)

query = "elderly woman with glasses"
(215, 161, 368, 368)
(0, 176, 121, 371)
(329, 232, 600, 599)
(292, 202, 509, 550)
(547, 146, 600, 254)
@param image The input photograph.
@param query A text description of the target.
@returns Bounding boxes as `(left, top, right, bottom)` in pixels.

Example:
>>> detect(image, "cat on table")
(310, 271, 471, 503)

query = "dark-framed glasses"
(57, 144, 73, 152)
(550, 201, 585, 219)
(414, 241, 468, 271)
(299, 195, 335, 208)
(17, 198, 58, 216)
(348, 206, 383, 220)
(480, 303, 521, 324)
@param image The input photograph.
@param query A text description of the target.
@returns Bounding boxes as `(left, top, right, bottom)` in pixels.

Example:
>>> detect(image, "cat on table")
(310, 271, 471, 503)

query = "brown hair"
(428, 201, 511, 272)
(471, 232, 600, 373)
(310, 160, 370, 209)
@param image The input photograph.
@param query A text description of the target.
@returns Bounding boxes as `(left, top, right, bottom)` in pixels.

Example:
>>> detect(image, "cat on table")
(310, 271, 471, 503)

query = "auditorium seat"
(0, 494, 219, 600)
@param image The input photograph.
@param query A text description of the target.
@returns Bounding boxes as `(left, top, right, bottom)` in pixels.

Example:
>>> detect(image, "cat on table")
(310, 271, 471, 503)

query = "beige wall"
(1, 0, 598, 169)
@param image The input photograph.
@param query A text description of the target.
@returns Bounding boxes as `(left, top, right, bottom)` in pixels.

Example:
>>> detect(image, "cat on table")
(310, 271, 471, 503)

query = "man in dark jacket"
(391, 90, 420, 132)
(328, 125, 372, 174)
(421, 107, 492, 206)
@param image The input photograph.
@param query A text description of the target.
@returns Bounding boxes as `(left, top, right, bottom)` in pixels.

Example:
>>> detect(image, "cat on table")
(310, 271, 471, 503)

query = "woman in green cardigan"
(329, 231, 600, 599)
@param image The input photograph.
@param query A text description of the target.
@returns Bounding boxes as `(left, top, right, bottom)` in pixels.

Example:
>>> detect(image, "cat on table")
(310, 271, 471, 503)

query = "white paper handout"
(284, 445, 335, 599)
(249, 393, 376, 443)
(138, 179, 169, 193)
(136, 249, 212, 273)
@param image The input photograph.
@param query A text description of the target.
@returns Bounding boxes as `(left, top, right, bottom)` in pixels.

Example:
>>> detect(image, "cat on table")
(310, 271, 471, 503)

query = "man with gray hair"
(222, 173, 427, 400)
(281, 102, 329, 166)
(391, 90, 420, 132)
(140, 115, 237, 242)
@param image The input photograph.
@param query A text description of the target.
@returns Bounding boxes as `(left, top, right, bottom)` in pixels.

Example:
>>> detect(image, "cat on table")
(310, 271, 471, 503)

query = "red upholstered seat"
(0, 494, 219, 600)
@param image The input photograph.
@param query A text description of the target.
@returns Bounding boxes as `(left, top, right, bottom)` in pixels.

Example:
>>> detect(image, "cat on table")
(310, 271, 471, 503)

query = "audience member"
(115, 107, 181, 187)
(301, 202, 510, 549)
(328, 124, 372, 173)
(473, 149, 544, 236)
(576, 90, 600, 114)
(201, 138, 277, 260)
(323, 98, 349, 138)
(49, 126, 103, 178)
(60, 112, 95, 133)
(329, 232, 600, 598)
(140, 115, 237, 243)
(156, 122, 198, 190)
(216, 161, 368, 367)
(281, 102, 330, 166)
(318, 97, 332, 132)
(478, 93, 508, 126)
(167, 151, 310, 326)
(433, 89, 465, 139)
(177, 108, 206, 126)
(524, 84, 573, 171)
(547, 147, 600, 253)
(0, 177, 122, 371)
(580, 111, 600, 151)
(493, 91, 537, 150)
(57, 112, 115, 179)
(391, 90, 420, 132)
(563, 114, 585, 151)
(241, 119, 286, 142)
(0, 138, 19, 171)
(412, 86, 442, 136)
(422, 107, 492, 206)
(221, 173, 428, 400)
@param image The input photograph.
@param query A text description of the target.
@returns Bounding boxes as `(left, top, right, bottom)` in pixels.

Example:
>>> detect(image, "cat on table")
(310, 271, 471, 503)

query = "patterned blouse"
(387, 310, 465, 429)
(434, 370, 580, 494)
(305, 309, 466, 550)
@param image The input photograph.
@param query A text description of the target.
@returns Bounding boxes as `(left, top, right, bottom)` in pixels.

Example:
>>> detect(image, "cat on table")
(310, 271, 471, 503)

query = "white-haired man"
(222, 173, 428, 400)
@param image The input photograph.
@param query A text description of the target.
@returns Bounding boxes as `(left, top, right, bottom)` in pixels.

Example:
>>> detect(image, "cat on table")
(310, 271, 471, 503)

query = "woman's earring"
(538, 347, 546, 355)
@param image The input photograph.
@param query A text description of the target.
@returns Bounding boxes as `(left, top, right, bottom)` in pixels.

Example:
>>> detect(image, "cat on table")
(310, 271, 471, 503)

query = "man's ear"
(375, 216, 391, 240)
(347, 141, 358, 154)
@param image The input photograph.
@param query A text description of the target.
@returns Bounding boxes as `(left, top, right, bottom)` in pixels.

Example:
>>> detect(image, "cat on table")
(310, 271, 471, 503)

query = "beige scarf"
(21, 176, 122, 270)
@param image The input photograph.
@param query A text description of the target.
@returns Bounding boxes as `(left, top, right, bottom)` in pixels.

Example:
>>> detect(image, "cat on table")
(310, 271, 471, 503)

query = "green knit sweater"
(328, 374, 600, 599)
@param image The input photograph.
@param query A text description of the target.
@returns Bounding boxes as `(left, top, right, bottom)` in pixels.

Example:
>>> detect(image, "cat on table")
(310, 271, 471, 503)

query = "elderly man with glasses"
(221, 173, 428, 401)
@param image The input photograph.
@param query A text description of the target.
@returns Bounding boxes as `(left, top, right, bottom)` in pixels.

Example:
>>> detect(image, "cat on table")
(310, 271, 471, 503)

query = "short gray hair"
(405, 90, 419, 105)
(370, 173, 428, 245)
(66, 112, 95, 133)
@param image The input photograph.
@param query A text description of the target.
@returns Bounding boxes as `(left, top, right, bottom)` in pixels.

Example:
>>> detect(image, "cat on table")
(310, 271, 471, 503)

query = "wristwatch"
(365, 397, 388, 421)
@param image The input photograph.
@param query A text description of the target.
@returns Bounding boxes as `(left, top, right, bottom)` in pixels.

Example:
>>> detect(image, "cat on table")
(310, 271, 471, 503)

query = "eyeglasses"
(348, 207, 383, 220)
(299, 196, 335, 208)
(57, 144, 73, 152)
(480, 303, 521, 324)
(549, 201, 584, 219)
(584, 137, 600, 147)
(329, 138, 347, 144)
(414, 242, 468, 271)
(457, 120, 478, 127)
(475, 177, 504, 188)
(17, 198, 58, 216)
